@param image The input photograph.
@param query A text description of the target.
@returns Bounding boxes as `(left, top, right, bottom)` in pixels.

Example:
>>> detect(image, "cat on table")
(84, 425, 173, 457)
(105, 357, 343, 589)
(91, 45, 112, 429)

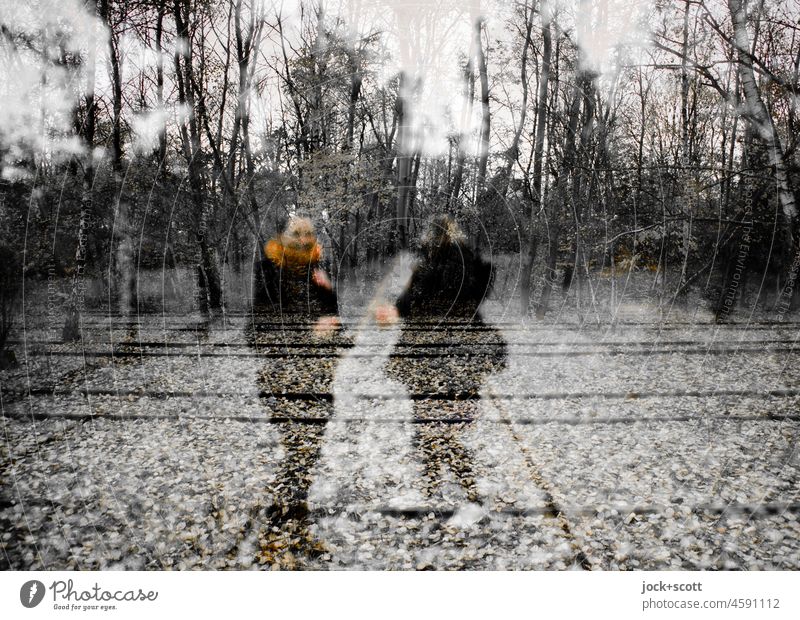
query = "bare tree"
(474, 14, 490, 196)
(728, 0, 798, 290)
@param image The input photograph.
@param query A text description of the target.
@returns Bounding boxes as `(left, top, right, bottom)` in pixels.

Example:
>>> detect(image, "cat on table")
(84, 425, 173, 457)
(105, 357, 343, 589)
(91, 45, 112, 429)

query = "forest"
(1, 0, 800, 343)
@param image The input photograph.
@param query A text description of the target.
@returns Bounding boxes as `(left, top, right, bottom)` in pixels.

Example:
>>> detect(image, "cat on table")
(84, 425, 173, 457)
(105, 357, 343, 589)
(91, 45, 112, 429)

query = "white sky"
(0, 0, 715, 174)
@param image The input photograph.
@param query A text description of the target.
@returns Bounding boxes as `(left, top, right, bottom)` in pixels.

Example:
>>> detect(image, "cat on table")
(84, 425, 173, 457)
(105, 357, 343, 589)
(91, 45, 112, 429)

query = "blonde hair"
(284, 216, 315, 238)
(425, 215, 466, 248)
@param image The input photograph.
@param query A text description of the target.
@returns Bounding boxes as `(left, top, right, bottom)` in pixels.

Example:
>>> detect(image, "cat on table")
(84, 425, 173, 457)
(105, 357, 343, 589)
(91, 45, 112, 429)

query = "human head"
(423, 215, 466, 251)
(265, 216, 322, 267)
(282, 216, 317, 249)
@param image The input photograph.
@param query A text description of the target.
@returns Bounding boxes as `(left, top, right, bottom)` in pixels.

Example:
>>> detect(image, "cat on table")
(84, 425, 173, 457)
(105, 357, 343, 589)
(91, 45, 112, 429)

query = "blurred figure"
(384, 216, 507, 502)
(248, 216, 344, 567)
(253, 216, 339, 332)
(395, 216, 493, 318)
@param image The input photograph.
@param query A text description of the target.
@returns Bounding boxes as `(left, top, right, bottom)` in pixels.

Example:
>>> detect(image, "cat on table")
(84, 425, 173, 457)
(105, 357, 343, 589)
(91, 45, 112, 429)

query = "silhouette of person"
(253, 216, 339, 327)
(248, 216, 343, 567)
(382, 216, 507, 503)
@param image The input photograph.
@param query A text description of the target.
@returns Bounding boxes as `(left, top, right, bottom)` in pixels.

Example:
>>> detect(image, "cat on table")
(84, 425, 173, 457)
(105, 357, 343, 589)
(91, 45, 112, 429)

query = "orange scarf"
(265, 238, 323, 272)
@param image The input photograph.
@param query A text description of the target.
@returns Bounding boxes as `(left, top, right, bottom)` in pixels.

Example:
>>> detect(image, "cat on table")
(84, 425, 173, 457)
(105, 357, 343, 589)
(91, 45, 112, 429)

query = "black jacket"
(396, 242, 494, 319)
(252, 257, 338, 318)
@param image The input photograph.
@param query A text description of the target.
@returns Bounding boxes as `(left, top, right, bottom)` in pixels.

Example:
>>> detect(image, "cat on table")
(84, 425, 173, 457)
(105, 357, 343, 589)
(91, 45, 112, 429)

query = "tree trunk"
(154, 0, 167, 163)
(537, 71, 583, 320)
(173, 0, 222, 312)
(448, 52, 475, 210)
(521, 13, 550, 315)
(568, 71, 595, 308)
(395, 71, 412, 251)
(63, 1, 98, 341)
(62, 198, 89, 341)
(728, 0, 798, 299)
(475, 16, 490, 195)
(236, 0, 265, 249)
(99, 0, 122, 171)
(503, 2, 534, 197)
(344, 43, 363, 266)
(678, 0, 693, 289)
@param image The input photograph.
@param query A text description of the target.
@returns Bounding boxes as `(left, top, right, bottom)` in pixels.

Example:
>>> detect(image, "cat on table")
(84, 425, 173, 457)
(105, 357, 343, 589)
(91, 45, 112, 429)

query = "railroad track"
(3, 317, 799, 569)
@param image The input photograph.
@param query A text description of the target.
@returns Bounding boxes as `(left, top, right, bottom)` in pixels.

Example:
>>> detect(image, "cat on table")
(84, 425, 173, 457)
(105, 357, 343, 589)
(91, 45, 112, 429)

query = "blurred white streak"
(130, 108, 169, 155)
(0, 0, 108, 169)
(555, 0, 653, 78)
(131, 105, 190, 155)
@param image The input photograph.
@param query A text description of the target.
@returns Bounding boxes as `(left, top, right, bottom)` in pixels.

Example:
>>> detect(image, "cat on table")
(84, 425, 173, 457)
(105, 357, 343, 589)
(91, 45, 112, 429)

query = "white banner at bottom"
(1, 571, 797, 620)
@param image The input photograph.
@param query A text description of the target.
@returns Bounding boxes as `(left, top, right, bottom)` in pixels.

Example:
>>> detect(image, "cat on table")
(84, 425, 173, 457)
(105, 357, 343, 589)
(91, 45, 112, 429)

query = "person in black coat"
(383, 216, 507, 503)
(252, 216, 339, 324)
(248, 216, 343, 567)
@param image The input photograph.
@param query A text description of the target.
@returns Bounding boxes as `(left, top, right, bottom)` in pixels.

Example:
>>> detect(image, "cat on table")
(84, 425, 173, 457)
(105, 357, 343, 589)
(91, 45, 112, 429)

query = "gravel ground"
(2, 302, 799, 570)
